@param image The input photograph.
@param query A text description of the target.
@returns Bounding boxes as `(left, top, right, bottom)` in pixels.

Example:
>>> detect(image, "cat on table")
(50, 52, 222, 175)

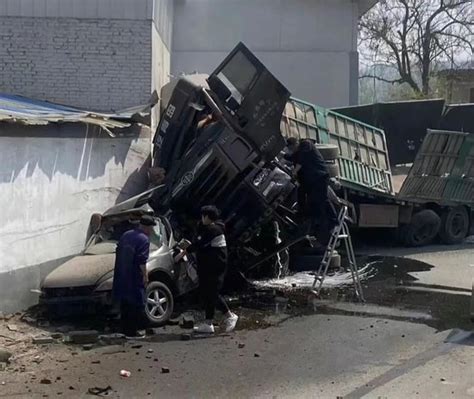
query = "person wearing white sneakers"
(184, 205, 238, 334)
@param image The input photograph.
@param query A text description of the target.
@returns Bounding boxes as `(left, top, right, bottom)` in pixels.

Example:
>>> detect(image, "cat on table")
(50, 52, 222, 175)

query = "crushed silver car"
(40, 187, 198, 326)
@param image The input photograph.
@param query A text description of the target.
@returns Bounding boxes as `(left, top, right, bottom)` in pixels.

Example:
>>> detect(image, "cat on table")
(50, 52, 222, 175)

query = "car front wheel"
(145, 281, 174, 326)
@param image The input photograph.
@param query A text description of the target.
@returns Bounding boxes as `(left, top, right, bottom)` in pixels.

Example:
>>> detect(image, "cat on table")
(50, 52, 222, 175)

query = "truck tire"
(316, 144, 339, 160)
(399, 209, 441, 247)
(326, 162, 340, 178)
(439, 206, 469, 244)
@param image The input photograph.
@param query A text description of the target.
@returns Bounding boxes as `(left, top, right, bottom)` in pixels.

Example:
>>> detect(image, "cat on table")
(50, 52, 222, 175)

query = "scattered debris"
(88, 386, 113, 396)
(254, 353, 260, 358)
(99, 333, 126, 345)
(91, 360, 101, 364)
(82, 344, 94, 351)
(68, 330, 99, 345)
(147, 349, 154, 353)
(0, 334, 16, 342)
(55, 326, 73, 334)
(238, 343, 245, 349)
(0, 349, 12, 363)
(181, 315, 195, 329)
(32, 355, 43, 364)
(181, 334, 191, 341)
(33, 336, 55, 345)
(168, 317, 181, 326)
(40, 378, 52, 385)
(22, 316, 37, 324)
(161, 367, 170, 374)
(7, 324, 18, 332)
(68, 387, 75, 391)
(120, 370, 131, 378)
(131, 344, 143, 349)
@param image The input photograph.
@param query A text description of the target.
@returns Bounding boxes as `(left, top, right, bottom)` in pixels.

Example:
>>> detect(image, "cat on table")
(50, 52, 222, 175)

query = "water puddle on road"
(234, 255, 473, 332)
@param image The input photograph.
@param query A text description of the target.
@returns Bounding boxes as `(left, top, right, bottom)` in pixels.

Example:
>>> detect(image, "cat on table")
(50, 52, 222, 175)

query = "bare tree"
(359, 0, 473, 96)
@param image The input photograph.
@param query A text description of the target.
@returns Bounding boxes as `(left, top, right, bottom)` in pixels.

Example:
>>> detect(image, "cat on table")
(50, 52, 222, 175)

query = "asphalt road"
(1, 241, 473, 399)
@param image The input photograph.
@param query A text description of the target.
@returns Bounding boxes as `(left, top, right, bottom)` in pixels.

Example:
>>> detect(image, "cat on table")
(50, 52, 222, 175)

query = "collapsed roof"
(0, 93, 156, 136)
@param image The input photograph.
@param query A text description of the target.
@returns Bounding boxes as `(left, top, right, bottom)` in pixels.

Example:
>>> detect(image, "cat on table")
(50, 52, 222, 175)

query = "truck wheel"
(400, 209, 441, 247)
(326, 163, 340, 178)
(316, 144, 339, 160)
(145, 281, 174, 327)
(439, 206, 469, 245)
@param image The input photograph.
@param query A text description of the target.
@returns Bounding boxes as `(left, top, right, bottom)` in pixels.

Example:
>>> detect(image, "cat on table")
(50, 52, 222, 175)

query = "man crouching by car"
(112, 215, 156, 338)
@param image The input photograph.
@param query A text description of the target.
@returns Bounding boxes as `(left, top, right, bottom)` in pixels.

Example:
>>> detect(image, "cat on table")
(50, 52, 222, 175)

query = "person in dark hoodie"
(285, 138, 338, 245)
(183, 205, 238, 334)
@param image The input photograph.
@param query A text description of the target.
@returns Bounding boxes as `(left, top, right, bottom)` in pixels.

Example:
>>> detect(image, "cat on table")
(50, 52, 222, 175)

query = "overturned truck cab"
(150, 43, 299, 278)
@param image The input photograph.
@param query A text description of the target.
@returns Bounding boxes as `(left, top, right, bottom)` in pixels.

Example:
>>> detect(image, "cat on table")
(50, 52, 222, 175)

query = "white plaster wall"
(0, 125, 150, 274)
(172, 0, 360, 107)
(151, 0, 173, 130)
(0, 123, 151, 311)
(173, 51, 351, 108)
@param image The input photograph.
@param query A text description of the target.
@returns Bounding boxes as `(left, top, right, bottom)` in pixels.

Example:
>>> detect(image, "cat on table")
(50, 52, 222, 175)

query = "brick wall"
(0, 16, 152, 111)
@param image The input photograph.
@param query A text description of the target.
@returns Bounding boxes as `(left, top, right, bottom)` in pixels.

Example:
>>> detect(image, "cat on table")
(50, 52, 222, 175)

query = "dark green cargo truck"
(281, 97, 473, 246)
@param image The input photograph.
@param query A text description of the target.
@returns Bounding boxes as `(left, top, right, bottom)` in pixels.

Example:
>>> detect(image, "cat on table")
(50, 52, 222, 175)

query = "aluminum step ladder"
(312, 205, 365, 301)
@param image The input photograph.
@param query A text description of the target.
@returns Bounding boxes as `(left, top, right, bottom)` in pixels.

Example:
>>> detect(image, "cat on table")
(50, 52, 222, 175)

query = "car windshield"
(86, 215, 166, 253)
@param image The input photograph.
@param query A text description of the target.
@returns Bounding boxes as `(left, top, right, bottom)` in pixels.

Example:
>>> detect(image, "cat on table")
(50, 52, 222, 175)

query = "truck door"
(207, 42, 291, 162)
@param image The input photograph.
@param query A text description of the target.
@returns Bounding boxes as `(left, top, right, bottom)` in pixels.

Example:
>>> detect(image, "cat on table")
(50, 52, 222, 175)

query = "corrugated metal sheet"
(399, 130, 474, 206)
(0, 93, 153, 136)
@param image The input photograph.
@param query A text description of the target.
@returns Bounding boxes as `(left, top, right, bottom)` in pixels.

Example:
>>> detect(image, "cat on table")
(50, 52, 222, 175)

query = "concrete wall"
(151, 0, 173, 130)
(0, 0, 154, 20)
(0, 16, 152, 111)
(0, 123, 151, 312)
(171, 0, 361, 107)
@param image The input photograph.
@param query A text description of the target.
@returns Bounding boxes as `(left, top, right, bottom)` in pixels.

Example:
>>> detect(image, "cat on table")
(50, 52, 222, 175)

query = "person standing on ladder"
(285, 138, 338, 246)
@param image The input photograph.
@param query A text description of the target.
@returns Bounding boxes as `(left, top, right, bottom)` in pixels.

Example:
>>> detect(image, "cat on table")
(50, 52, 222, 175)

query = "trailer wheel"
(400, 209, 441, 247)
(439, 206, 469, 245)
(316, 144, 339, 160)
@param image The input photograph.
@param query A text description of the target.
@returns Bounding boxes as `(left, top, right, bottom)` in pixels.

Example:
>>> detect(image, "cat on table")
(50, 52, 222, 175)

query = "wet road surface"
(0, 242, 473, 398)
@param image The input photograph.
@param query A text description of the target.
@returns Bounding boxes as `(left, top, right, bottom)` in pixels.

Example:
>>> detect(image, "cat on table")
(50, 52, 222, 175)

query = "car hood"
(42, 253, 115, 289)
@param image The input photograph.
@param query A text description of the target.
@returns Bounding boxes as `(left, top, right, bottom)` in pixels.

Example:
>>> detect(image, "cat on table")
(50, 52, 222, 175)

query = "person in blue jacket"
(112, 215, 156, 338)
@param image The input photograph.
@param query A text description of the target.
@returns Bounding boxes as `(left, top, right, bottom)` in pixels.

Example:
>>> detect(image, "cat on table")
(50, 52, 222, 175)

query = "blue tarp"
(0, 93, 153, 135)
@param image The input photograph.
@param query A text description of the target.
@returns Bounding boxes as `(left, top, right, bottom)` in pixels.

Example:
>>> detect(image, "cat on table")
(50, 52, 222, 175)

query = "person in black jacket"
(184, 206, 238, 334)
(285, 138, 338, 245)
